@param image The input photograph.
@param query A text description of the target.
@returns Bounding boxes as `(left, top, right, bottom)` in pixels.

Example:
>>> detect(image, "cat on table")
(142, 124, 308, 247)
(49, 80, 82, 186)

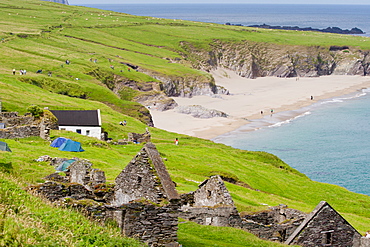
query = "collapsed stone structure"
(29, 143, 368, 247)
(0, 110, 57, 140)
(127, 129, 151, 144)
(112, 142, 179, 205)
(31, 143, 180, 247)
(285, 201, 363, 246)
(242, 204, 307, 242)
(179, 175, 242, 227)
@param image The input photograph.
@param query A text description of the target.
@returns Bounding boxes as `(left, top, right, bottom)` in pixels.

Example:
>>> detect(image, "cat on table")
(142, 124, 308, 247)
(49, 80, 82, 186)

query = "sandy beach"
(150, 69, 370, 140)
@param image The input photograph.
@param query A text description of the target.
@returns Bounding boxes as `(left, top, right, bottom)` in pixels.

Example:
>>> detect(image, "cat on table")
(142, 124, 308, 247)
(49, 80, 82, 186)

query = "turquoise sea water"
(78, 4, 370, 195)
(213, 90, 370, 196)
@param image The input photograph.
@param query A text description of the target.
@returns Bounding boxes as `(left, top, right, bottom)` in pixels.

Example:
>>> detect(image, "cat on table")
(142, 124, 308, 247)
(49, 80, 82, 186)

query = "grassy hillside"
(0, 0, 369, 246)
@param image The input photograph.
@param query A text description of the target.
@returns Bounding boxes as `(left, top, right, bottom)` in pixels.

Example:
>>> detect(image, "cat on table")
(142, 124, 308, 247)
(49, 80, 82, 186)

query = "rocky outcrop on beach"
(180, 40, 370, 79)
(176, 105, 228, 118)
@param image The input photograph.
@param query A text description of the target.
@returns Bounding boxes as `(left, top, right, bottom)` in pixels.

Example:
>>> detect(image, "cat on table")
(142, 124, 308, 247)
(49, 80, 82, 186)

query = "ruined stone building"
(29, 143, 368, 247)
(242, 204, 307, 242)
(285, 201, 363, 247)
(32, 143, 180, 247)
(112, 142, 178, 205)
(0, 111, 56, 140)
(179, 175, 242, 228)
(109, 143, 180, 247)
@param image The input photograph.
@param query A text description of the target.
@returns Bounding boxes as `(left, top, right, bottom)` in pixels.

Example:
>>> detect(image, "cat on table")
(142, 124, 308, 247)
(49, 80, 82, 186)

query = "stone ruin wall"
(112, 147, 168, 206)
(127, 130, 151, 144)
(361, 238, 370, 247)
(29, 145, 369, 247)
(0, 112, 51, 140)
(288, 203, 362, 247)
(107, 203, 179, 247)
(178, 175, 242, 228)
(30, 148, 180, 247)
(242, 205, 306, 242)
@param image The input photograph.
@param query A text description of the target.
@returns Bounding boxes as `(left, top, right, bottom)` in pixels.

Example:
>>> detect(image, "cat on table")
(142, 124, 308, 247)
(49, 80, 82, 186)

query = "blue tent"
(58, 139, 84, 152)
(50, 137, 69, 148)
(56, 159, 76, 171)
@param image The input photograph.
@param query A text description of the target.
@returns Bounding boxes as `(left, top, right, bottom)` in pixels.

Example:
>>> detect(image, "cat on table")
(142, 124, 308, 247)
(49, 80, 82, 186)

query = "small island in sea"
(225, 23, 365, 35)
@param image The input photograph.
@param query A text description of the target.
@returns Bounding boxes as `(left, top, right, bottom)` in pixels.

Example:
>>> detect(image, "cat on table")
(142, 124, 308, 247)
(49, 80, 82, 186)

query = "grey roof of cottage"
(50, 110, 100, 127)
(143, 143, 179, 200)
(284, 201, 361, 245)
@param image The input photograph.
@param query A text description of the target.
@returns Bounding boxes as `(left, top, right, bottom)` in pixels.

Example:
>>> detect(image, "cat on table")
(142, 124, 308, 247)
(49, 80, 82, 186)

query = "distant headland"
(225, 23, 365, 35)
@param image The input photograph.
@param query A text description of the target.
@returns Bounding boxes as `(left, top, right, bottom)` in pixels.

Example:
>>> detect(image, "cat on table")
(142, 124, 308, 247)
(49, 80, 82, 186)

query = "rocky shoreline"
(225, 23, 365, 35)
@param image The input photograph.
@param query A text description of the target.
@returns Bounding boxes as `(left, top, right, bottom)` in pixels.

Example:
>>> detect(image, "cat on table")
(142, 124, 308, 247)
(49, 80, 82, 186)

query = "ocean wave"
(319, 91, 367, 105)
(268, 111, 311, 128)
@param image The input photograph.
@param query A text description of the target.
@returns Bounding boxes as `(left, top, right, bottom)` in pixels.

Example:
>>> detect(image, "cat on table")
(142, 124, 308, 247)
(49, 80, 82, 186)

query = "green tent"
(56, 159, 76, 172)
(0, 141, 11, 152)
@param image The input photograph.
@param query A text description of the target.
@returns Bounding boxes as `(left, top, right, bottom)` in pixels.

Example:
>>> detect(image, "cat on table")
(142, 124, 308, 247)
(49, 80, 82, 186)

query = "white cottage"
(50, 110, 102, 140)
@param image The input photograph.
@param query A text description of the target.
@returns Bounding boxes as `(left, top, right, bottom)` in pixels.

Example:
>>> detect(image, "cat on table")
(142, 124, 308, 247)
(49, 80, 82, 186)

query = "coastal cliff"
(131, 41, 369, 102)
(180, 40, 370, 79)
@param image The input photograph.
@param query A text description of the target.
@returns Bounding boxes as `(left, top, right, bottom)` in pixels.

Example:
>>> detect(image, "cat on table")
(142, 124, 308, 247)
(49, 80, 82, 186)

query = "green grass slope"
(0, 0, 369, 246)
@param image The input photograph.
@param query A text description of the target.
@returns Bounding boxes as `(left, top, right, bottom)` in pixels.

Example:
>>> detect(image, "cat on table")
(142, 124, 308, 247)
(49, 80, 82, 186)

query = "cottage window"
(321, 230, 334, 245)
(86, 130, 90, 136)
(76, 129, 81, 134)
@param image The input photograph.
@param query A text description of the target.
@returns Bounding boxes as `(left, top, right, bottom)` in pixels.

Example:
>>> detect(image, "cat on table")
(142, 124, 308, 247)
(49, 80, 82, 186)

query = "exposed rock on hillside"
(134, 92, 178, 111)
(147, 71, 229, 97)
(180, 40, 370, 79)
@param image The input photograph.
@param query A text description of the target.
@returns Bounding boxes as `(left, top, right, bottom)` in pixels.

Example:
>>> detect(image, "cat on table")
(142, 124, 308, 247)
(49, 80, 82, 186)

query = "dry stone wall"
(242, 205, 306, 242)
(0, 112, 53, 140)
(107, 202, 180, 247)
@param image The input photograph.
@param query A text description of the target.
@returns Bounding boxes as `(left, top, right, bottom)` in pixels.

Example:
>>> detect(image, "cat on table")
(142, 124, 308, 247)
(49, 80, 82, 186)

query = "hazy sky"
(70, 0, 370, 5)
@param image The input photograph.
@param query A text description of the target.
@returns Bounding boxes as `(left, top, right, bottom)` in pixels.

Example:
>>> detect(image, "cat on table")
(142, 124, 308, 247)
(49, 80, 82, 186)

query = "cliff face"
(180, 40, 370, 79)
(136, 41, 370, 99)
(41, 0, 69, 5)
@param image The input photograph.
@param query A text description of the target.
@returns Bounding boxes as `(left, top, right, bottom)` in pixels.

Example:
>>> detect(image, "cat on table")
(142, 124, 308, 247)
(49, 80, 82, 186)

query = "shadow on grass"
(0, 162, 13, 173)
